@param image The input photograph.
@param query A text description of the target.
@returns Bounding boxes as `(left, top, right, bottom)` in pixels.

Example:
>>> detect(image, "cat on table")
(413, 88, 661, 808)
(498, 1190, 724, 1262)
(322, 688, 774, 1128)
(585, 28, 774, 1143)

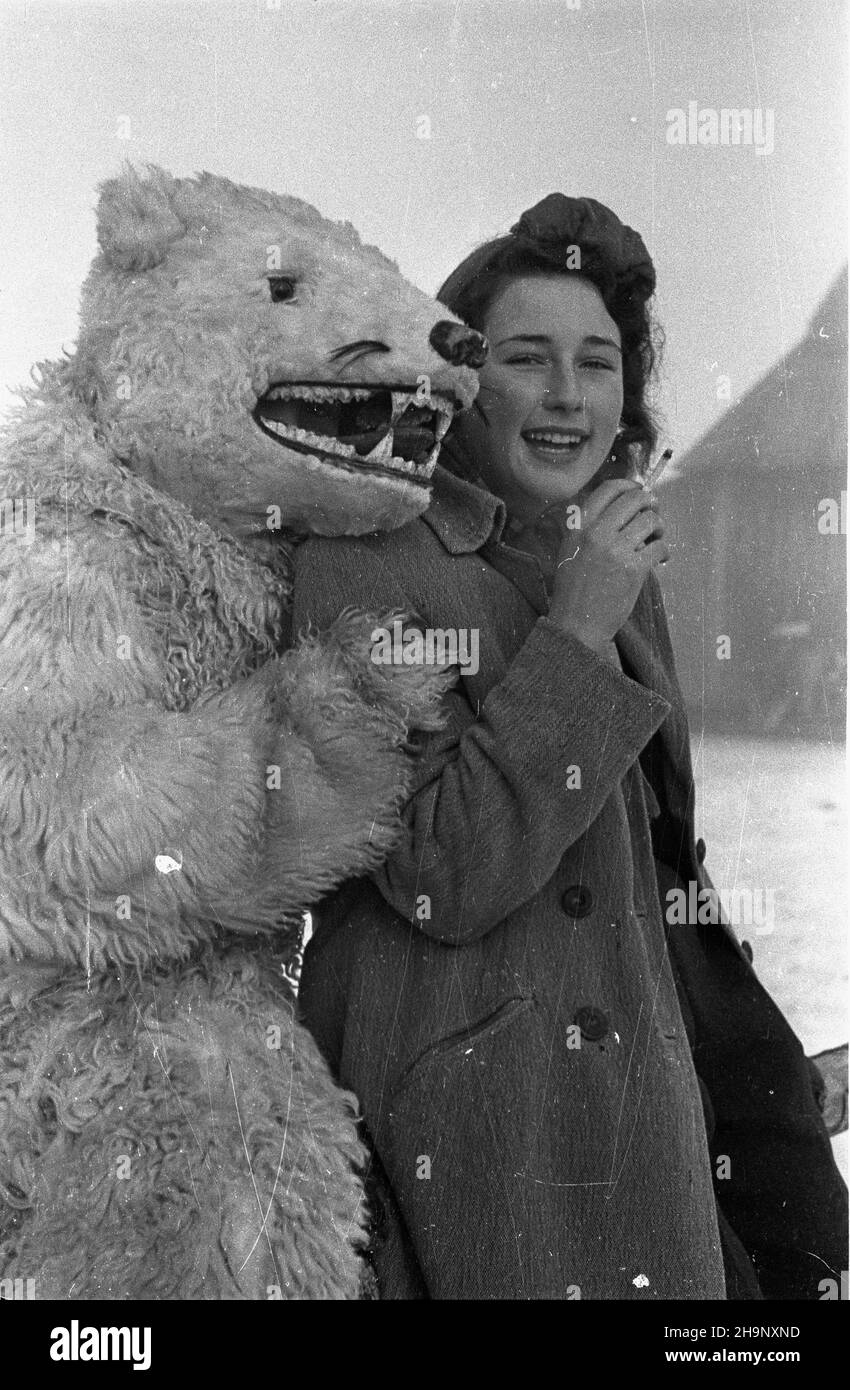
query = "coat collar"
(421, 440, 507, 554)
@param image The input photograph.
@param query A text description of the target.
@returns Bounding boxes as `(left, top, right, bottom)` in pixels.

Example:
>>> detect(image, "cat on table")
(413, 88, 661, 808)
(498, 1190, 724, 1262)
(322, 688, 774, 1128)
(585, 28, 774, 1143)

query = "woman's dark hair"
(436, 223, 663, 476)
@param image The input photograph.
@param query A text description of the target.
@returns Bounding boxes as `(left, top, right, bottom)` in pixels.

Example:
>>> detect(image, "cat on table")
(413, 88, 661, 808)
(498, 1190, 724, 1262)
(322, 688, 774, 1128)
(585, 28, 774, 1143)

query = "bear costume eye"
(268, 276, 297, 303)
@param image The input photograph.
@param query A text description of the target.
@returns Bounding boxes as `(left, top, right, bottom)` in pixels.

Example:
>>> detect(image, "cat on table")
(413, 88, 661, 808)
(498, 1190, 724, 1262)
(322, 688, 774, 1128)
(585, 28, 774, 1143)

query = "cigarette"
(643, 447, 674, 490)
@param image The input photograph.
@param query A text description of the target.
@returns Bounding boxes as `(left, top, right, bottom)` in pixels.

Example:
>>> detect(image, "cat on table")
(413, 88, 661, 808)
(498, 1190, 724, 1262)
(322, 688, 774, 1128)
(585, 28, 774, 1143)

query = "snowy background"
(693, 736, 847, 1177)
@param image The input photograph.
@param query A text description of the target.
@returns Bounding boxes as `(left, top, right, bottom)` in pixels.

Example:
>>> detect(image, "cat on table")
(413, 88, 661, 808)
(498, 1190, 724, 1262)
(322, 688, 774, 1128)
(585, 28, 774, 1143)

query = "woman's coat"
(291, 458, 846, 1300)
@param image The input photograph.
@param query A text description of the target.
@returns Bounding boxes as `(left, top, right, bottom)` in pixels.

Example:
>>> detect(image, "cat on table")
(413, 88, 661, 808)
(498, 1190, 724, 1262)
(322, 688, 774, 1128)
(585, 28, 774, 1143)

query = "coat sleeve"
(292, 533, 673, 944)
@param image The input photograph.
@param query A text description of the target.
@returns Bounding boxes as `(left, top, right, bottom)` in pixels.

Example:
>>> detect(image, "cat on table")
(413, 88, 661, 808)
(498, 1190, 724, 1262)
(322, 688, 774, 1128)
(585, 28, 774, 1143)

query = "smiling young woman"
(290, 194, 847, 1301)
(452, 275, 625, 517)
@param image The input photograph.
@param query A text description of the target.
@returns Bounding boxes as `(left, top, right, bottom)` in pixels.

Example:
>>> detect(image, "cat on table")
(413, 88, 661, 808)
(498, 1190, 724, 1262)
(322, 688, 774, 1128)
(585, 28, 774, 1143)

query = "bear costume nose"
(429, 320, 488, 369)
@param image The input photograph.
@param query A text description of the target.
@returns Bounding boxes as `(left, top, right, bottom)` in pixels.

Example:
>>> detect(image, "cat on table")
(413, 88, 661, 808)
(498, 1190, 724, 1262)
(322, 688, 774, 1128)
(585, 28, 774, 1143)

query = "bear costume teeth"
(254, 383, 453, 481)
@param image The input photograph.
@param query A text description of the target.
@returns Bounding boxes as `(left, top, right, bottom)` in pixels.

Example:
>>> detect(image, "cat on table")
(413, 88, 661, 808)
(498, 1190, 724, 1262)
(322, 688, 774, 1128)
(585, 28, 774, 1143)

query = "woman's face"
(454, 274, 624, 522)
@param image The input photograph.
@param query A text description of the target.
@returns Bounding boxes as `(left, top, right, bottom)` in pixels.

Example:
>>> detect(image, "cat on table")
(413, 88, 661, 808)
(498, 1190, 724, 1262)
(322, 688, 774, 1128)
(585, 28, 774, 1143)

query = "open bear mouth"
(253, 382, 454, 482)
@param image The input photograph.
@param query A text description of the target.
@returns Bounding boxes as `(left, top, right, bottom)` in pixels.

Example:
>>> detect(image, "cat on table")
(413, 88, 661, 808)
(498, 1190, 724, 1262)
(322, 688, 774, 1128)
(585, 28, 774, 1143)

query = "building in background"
(660, 268, 847, 739)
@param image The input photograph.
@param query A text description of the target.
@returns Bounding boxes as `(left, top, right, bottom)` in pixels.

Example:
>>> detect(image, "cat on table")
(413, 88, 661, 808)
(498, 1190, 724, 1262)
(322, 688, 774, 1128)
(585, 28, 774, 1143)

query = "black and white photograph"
(0, 0, 847, 1354)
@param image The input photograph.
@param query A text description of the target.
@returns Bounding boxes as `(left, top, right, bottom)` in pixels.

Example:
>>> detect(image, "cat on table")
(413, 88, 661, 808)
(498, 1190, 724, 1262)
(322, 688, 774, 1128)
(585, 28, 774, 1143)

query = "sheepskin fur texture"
(0, 164, 473, 1299)
(1, 948, 371, 1299)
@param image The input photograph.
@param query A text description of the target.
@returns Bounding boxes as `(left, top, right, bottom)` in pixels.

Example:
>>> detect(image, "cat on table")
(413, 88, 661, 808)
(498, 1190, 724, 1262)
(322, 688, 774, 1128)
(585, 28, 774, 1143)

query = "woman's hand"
(547, 478, 669, 653)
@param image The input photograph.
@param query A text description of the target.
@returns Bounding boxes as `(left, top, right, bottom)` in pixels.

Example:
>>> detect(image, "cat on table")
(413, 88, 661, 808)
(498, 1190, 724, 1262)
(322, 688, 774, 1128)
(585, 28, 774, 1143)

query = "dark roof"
(669, 266, 847, 479)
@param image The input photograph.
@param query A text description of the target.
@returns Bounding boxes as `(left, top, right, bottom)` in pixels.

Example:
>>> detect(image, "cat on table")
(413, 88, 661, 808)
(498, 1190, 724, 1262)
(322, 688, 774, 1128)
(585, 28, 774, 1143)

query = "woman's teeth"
(523, 430, 587, 450)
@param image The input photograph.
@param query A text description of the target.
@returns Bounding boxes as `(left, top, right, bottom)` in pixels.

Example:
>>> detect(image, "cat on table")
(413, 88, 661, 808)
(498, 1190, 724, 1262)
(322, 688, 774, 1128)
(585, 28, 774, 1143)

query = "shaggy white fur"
(0, 164, 478, 1298)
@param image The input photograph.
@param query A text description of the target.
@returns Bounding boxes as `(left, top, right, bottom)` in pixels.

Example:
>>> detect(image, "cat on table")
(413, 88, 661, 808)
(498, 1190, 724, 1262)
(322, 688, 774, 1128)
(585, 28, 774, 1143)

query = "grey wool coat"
(290, 454, 846, 1301)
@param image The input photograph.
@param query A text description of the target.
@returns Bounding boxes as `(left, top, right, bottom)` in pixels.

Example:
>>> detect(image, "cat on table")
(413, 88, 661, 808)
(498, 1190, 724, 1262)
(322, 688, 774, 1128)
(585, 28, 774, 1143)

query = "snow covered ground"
(691, 734, 848, 1179)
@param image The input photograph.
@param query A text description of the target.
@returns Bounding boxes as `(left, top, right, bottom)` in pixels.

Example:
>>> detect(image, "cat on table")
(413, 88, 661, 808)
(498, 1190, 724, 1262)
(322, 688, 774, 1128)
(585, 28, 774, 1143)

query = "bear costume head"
(64, 163, 484, 539)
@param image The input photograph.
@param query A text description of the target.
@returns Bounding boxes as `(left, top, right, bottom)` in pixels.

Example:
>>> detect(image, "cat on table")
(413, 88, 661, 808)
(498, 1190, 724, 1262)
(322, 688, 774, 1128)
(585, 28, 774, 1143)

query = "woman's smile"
(521, 425, 590, 457)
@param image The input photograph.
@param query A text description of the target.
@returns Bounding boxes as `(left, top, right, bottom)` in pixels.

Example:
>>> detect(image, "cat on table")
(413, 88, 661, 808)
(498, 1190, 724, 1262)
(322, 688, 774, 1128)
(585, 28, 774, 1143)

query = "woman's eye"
(268, 276, 297, 303)
(504, 354, 545, 366)
(581, 358, 616, 371)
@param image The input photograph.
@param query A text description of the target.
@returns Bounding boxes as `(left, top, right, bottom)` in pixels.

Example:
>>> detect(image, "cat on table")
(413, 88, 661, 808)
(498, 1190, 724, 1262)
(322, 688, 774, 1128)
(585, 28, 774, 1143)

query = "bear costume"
(0, 164, 482, 1299)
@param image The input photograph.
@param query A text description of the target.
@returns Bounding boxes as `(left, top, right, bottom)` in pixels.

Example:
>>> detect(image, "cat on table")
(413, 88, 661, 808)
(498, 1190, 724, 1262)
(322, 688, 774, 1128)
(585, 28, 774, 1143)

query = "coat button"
(561, 884, 593, 918)
(696, 837, 707, 864)
(741, 940, 754, 963)
(574, 1005, 609, 1041)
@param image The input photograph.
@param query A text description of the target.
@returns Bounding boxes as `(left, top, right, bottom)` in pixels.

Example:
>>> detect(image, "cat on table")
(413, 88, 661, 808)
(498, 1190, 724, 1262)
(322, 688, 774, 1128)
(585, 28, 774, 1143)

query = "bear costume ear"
(96, 162, 187, 272)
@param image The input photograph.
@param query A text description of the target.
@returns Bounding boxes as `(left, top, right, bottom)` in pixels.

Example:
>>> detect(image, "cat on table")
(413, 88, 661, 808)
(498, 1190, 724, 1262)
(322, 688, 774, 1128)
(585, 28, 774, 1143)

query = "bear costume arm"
(0, 521, 450, 970)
